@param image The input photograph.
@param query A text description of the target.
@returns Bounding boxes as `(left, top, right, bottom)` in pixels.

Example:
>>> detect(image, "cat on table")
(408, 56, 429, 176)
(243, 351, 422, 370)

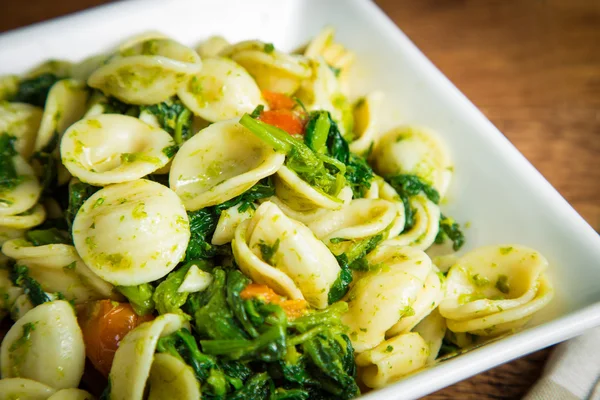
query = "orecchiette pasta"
(350, 92, 384, 155)
(0, 300, 85, 389)
(88, 38, 202, 105)
(0, 156, 42, 217)
(342, 246, 433, 352)
(147, 353, 201, 400)
(60, 114, 174, 185)
(356, 332, 429, 389)
(72, 179, 190, 286)
(47, 388, 95, 400)
(196, 35, 230, 58)
(0, 102, 42, 158)
(232, 201, 340, 309)
(169, 119, 285, 211)
(0, 204, 46, 230)
(109, 313, 188, 400)
(383, 194, 441, 251)
(221, 40, 311, 95)
(177, 57, 263, 122)
(0, 378, 56, 400)
(371, 126, 453, 198)
(440, 245, 554, 336)
(0, 75, 19, 101)
(412, 309, 447, 364)
(34, 79, 89, 153)
(211, 202, 255, 246)
(274, 166, 344, 211)
(2, 239, 120, 303)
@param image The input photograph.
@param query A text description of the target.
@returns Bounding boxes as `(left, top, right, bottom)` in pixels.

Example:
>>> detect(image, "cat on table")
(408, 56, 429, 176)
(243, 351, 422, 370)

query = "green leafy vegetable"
(9, 264, 50, 306)
(258, 239, 280, 265)
(386, 174, 440, 230)
(141, 98, 193, 146)
(29, 132, 59, 195)
(65, 180, 100, 232)
(434, 214, 465, 251)
(328, 263, 352, 304)
(153, 261, 207, 315)
(117, 283, 155, 316)
(240, 114, 344, 199)
(25, 228, 70, 246)
(11, 73, 59, 107)
(0, 133, 23, 193)
(228, 372, 271, 399)
(101, 95, 140, 116)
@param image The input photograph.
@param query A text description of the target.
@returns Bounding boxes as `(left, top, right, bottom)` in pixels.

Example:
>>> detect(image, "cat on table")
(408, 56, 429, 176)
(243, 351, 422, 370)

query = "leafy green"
(11, 73, 59, 107)
(434, 213, 465, 251)
(101, 95, 140, 116)
(327, 264, 352, 304)
(157, 328, 230, 397)
(65, 180, 100, 232)
(250, 105, 265, 118)
(239, 114, 344, 198)
(141, 98, 193, 146)
(258, 239, 280, 265)
(9, 264, 50, 306)
(228, 372, 271, 399)
(386, 174, 440, 230)
(29, 132, 59, 195)
(153, 261, 207, 315)
(117, 283, 155, 316)
(184, 179, 274, 261)
(304, 111, 373, 198)
(0, 133, 23, 193)
(25, 228, 70, 246)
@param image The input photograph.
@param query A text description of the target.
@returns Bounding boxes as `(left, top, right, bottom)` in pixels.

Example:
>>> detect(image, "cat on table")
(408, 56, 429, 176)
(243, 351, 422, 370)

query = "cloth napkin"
(524, 327, 600, 400)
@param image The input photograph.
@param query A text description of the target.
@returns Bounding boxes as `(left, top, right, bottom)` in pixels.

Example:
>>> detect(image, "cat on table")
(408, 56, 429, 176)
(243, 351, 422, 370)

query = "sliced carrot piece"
(262, 90, 296, 110)
(258, 110, 305, 136)
(241, 283, 308, 319)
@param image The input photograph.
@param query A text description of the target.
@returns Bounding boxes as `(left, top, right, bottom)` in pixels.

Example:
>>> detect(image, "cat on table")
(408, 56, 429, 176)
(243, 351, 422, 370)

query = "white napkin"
(524, 327, 600, 400)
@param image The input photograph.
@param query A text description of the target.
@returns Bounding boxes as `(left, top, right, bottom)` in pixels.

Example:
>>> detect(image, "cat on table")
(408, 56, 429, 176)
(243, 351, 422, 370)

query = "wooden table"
(2, 1, 599, 399)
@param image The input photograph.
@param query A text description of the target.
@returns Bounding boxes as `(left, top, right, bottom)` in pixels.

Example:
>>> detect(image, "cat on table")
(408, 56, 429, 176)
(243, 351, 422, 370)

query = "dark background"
(2, 0, 599, 398)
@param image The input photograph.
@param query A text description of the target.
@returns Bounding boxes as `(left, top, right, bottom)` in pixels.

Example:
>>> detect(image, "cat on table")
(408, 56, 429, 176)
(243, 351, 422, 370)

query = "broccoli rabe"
(9, 264, 50, 306)
(11, 73, 60, 107)
(25, 228, 70, 246)
(65, 180, 100, 232)
(0, 133, 23, 194)
(153, 261, 210, 315)
(116, 283, 155, 316)
(29, 132, 59, 195)
(434, 214, 466, 251)
(141, 98, 193, 146)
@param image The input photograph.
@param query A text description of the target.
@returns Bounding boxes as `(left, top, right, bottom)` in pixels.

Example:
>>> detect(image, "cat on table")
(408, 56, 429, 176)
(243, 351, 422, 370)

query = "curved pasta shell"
(147, 353, 201, 400)
(88, 39, 201, 105)
(221, 40, 311, 94)
(71, 54, 110, 82)
(386, 270, 443, 337)
(177, 57, 263, 122)
(47, 389, 94, 400)
(110, 313, 186, 400)
(0, 378, 56, 400)
(350, 92, 384, 155)
(382, 194, 441, 251)
(412, 309, 447, 364)
(232, 201, 340, 309)
(0, 156, 42, 217)
(365, 178, 405, 238)
(0, 102, 43, 158)
(0, 75, 19, 101)
(73, 179, 190, 286)
(0, 300, 85, 389)
(294, 57, 353, 136)
(2, 239, 119, 303)
(170, 119, 284, 211)
(307, 199, 397, 255)
(274, 166, 344, 212)
(0, 204, 46, 229)
(447, 275, 554, 335)
(211, 203, 255, 246)
(371, 126, 453, 198)
(10, 294, 34, 321)
(196, 35, 230, 58)
(439, 245, 549, 321)
(356, 332, 429, 389)
(268, 186, 353, 225)
(342, 246, 432, 352)
(61, 114, 174, 185)
(0, 269, 23, 321)
(35, 79, 89, 153)
(25, 60, 72, 79)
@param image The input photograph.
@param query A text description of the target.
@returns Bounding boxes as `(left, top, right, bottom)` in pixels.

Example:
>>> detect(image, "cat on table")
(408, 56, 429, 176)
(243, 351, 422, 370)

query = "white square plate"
(1, 0, 600, 398)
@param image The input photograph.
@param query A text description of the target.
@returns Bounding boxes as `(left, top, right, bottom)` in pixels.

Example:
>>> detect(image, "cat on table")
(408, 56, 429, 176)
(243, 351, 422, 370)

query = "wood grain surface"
(1, 1, 599, 399)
